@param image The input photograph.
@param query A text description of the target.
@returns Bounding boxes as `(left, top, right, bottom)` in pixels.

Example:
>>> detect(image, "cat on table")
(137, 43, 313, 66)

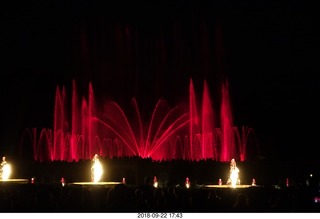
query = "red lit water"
(20, 78, 256, 162)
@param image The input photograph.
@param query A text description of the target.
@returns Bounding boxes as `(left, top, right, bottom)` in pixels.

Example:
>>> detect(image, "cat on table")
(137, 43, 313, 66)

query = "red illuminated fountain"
(19, 78, 257, 162)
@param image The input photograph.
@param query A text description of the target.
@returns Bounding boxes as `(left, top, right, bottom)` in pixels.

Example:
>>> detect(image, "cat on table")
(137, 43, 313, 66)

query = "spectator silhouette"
(166, 186, 178, 211)
(105, 183, 136, 212)
(82, 188, 100, 212)
(176, 188, 194, 212)
(33, 187, 59, 212)
(135, 188, 151, 212)
(64, 187, 84, 212)
(205, 190, 223, 212)
(138, 175, 155, 208)
(152, 187, 167, 211)
(231, 192, 252, 212)
(0, 188, 12, 211)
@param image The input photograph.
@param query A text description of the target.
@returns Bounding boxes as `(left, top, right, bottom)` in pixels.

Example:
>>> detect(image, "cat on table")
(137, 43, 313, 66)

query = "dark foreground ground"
(1, 180, 320, 212)
(1, 157, 320, 212)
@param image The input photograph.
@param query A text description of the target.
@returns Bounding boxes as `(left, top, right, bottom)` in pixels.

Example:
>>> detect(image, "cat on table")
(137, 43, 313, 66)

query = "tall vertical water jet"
(70, 80, 79, 161)
(53, 84, 67, 161)
(201, 80, 216, 160)
(220, 80, 234, 161)
(189, 78, 199, 161)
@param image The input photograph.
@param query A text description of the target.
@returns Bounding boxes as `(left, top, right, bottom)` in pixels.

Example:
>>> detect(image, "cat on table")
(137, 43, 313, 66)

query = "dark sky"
(1, 0, 319, 161)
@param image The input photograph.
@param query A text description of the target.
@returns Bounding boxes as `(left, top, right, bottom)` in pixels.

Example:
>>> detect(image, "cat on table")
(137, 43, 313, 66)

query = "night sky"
(1, 0, 319, 161)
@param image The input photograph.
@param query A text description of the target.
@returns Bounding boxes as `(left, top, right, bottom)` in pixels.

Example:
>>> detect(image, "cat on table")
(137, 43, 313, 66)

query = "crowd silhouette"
(0, 179, 320, 213)
(1, 157, 319, 212)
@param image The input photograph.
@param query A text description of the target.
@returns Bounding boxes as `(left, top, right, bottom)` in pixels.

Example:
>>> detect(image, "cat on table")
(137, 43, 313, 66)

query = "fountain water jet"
(19, 78, 257, 162)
